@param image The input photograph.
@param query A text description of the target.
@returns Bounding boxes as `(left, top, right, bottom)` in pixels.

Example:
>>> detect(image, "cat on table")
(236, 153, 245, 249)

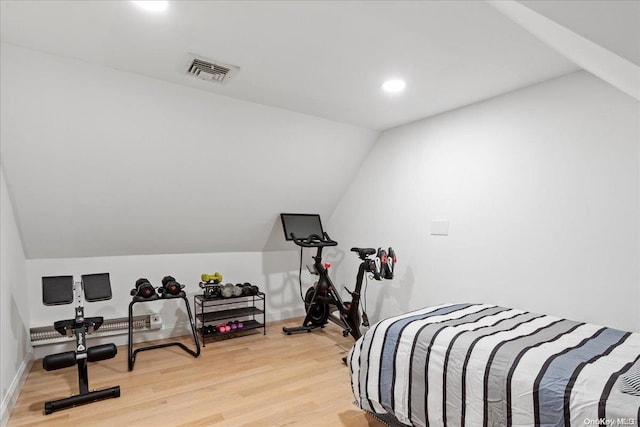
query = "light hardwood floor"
(7, 319, 385, 426)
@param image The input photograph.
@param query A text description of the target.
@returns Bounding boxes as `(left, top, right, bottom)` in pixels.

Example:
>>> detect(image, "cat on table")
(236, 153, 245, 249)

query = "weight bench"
(41, 273, 120, 414)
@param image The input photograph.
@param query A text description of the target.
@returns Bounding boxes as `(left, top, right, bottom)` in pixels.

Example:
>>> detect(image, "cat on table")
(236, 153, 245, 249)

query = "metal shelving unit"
(194, 292, 266, 346)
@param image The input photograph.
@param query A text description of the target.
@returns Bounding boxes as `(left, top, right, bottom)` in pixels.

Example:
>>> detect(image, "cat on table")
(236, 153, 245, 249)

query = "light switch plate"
(431, 220, 449, 236)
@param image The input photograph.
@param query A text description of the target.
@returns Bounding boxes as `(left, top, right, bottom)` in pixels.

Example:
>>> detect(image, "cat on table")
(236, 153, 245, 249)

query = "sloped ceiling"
(0, 1, 637, 259)
(489, 0, 639, 100)
(519, 0, 640, 66)
(0, 44, 377, 258)
(0, 0, 580, 131)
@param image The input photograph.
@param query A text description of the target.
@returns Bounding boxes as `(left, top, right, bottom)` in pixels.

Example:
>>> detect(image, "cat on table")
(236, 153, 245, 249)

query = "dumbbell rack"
(194, 292, 266, 347)
(127, 291, 200, 370)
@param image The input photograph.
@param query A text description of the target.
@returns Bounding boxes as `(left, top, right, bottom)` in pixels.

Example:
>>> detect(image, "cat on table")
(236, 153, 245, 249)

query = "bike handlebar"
(289, 232, 338, 248)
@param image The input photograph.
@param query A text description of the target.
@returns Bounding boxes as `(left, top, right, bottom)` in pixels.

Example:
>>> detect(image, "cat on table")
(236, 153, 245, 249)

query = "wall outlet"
(150, 313, 162, 329)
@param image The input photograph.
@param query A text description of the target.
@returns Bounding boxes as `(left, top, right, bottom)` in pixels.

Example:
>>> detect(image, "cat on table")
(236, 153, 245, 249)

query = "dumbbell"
(204, 285, 221, 299)
(159, 276, 184, 296)
(231, 320, 244, 330)
(233, 284, 243, 297)
(221, 283, 235, 298)
(242, 283, 260, 296)
(237, 283, 254, 296)
(384, 247, 397, 280)
(217, 323, 231, 333)
(131, 278, 156, 299)
(201, 272, 223, 284)
(241, 283, 252, 296)
(249, 283, 259, 295)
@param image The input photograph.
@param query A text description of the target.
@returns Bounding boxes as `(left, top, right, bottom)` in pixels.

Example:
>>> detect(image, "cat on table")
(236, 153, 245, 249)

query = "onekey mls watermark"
(584, 418, 637, 426)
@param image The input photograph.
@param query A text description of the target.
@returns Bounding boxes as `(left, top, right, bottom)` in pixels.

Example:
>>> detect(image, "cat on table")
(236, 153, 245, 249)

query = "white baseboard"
(1, 348, 34, 427)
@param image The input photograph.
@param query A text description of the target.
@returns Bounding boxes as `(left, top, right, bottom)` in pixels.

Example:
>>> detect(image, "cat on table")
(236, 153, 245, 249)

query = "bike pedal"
(362, 313, 369, 327)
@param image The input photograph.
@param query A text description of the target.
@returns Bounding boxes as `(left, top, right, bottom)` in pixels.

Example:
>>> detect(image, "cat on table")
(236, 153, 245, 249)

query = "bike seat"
(351, 247, 376, 259)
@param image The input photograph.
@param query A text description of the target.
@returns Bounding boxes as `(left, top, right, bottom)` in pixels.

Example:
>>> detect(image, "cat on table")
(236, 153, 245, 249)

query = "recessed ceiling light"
(382, 79, 406, 94)
(132, 1, 169, 12)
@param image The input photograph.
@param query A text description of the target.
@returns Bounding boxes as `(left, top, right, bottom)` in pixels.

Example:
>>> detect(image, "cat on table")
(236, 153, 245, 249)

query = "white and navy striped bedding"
(347, 303, 640, 427)
(622, 364, 640, 396)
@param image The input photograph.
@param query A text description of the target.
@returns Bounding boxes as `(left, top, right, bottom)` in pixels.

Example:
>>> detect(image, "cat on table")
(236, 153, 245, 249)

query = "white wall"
(25, 249, 304, 358)
(328, 71, 640, 332)
(0, 167, 31, 425)
(0, 44, 377, 259)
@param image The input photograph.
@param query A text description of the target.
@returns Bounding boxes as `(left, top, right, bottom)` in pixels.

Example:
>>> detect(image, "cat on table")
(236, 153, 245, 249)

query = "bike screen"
(280, 213, 325, 241)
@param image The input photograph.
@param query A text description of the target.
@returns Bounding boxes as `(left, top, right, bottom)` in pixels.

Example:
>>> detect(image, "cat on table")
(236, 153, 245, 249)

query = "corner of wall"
(1, 166, 32, 424)
(0, 348, 34, 427)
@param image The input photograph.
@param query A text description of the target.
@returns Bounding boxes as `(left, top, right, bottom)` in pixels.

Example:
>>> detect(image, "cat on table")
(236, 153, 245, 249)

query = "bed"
(347, 303, 640, 427)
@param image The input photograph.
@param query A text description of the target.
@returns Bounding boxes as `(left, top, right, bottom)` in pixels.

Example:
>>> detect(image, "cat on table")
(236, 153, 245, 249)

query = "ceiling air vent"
(186, 55, 239, 84)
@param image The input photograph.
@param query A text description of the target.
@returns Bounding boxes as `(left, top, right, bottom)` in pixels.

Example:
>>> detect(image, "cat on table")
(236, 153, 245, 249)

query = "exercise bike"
(280, 213, 396, 340)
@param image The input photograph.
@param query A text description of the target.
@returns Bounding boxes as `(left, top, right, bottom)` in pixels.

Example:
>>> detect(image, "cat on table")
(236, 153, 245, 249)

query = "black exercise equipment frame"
(282, 231, 380, 341)
(41, 275, 120, 415)
(127, 291, 200, 371)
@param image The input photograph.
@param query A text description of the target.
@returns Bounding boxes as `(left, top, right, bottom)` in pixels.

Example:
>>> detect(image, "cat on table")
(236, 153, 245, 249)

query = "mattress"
(347, 303, 640, 427)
